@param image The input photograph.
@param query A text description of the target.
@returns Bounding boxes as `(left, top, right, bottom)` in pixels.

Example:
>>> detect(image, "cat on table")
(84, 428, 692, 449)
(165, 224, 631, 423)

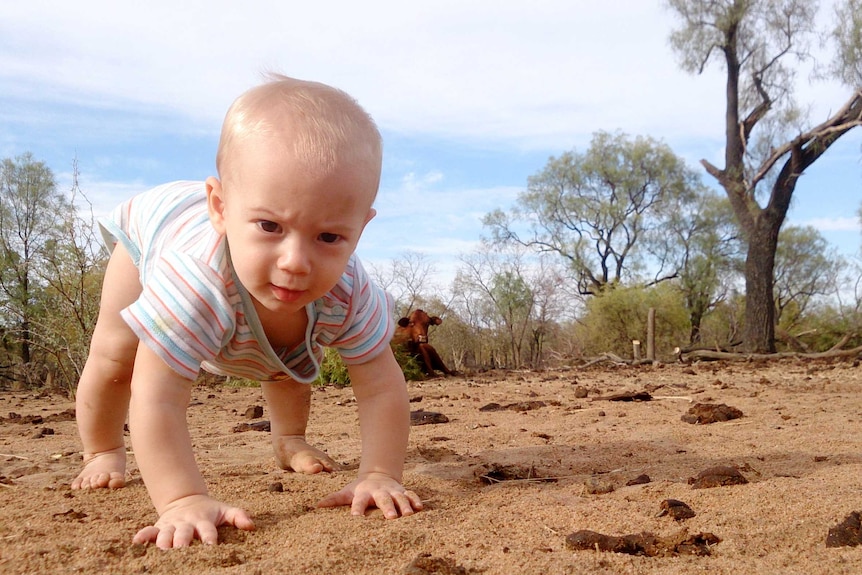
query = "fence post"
(646, 308, 656, 362)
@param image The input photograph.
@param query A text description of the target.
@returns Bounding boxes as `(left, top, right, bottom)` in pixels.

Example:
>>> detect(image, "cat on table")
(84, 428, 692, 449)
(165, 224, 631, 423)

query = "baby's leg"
(262, 379, 340, 474)
(72, 244, 142, 489)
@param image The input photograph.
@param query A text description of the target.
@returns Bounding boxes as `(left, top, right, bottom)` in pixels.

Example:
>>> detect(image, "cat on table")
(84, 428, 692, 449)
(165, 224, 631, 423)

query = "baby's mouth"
(270, 284, 306, 303)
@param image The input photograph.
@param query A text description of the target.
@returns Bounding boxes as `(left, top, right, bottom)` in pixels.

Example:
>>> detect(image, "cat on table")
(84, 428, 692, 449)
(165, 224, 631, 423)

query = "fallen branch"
(579, 353, 630, 368)
(679, 344, 862, 362)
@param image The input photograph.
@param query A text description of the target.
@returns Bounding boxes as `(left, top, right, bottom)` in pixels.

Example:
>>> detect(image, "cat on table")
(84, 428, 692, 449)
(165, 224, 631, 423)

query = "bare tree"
(370, 251, 437, 316)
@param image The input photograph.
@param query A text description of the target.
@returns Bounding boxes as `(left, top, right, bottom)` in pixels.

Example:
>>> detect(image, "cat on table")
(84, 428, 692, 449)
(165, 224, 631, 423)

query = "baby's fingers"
(316, 488, 354, 510)
(223, 506, 256, 532)
(376, 489, 423, 519)
(132, 526, 160, 546)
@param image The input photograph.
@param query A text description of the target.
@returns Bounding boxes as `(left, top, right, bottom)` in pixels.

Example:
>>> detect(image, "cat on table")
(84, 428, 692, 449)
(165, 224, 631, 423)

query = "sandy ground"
(1, 359, 862, 574)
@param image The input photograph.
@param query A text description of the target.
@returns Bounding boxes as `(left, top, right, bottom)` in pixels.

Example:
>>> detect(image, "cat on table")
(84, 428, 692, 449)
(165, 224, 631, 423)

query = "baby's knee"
(86, 336, 138, 381)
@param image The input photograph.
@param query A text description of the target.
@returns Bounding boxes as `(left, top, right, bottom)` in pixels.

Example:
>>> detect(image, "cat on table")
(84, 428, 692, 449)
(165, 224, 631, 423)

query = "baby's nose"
(277, 236, 311, 274)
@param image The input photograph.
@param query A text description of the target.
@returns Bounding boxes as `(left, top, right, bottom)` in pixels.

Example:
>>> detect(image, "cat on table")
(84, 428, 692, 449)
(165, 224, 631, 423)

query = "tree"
(666, 0, 862, 352)
(773, 225, 843, 328)
(0, 154, 104, 390)
(370, 250, 437, 317)
(659, 193, 744, 344)
(453, 244, 567, 368)
(484, 131, 703, 295)
(0, 153, 68, 368)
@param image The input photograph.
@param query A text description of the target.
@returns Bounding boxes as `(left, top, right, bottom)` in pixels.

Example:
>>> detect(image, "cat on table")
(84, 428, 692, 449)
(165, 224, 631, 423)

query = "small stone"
(268, 482, 284, 493)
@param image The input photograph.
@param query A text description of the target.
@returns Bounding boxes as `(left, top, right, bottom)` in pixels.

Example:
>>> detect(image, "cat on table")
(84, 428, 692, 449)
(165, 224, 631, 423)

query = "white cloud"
(0, 0, 729, 151)
(805, 216, 859, 232)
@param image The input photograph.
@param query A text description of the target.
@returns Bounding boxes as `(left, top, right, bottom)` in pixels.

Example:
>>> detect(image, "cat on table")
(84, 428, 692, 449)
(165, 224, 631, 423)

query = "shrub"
(576, 284, 690, 360)
(315, 347, 352, 387)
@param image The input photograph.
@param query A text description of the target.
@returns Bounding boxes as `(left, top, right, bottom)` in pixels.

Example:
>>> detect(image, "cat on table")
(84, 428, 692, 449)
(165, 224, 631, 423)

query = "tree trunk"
(742, 222, 778, 353)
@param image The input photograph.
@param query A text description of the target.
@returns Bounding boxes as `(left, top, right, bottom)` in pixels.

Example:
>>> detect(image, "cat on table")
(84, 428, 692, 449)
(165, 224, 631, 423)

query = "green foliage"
(484, 131, 704, 296)
(393, 347, 426, 381)
(315, 347, 352, 387)
(576, 284, 690, 359)
(774, 225, 842, 328)
(312, 345, 425, 387)
(0, 153, 105, 393)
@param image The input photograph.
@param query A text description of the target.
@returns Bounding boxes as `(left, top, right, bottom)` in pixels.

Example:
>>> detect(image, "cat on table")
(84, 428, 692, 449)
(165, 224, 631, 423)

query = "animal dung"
(475, 463, 556, 484)
(593, 391, 652, 402)
(244, 405, 264, 419)
(409, 410, 449, 426)
(478, 401, 546, 412)
(565, 529, 720, 556)
(688, 465, 748, 489)
(826, 511, 862, 547)
(404, 553, 469, 575)
(625, 473, 651, 486)
(231, 420, 271, 433)
(681, 403, 743, 424)
(657, 499, 696, 521)
(584, 476, 615, 494)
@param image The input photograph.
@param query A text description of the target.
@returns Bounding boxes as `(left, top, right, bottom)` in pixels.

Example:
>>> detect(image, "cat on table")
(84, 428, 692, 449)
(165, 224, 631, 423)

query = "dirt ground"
(2, 359, 862, 574)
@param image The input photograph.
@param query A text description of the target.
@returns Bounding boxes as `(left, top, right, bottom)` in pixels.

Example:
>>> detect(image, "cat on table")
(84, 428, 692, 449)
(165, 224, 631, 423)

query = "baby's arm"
(128, 343, 254, 548)
(315, 347, 423, 518)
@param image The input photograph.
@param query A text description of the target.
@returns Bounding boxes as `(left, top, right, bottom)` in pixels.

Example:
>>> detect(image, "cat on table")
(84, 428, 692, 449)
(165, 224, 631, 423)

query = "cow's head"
(396, 309, 442, 344)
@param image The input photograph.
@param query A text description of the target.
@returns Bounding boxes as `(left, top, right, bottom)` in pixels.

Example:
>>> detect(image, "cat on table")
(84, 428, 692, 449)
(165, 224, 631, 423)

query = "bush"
(313, 345, 427, 387)
(576, 284, 690, 360)
(315, 347, 352, 387)
(393, 347, 426, 381)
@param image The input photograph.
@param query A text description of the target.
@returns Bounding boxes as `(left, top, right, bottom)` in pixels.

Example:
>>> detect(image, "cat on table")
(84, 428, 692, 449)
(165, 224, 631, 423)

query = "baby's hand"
(316, 472, 423, 519)
(132, 494, 255, 549)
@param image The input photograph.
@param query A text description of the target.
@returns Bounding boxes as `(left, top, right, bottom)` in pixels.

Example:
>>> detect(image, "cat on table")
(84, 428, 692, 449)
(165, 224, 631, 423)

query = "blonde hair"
(216, 74, 382, 182)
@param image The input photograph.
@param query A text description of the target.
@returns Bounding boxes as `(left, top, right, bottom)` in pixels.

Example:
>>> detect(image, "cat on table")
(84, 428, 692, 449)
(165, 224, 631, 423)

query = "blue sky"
(2, 0, 860, 288)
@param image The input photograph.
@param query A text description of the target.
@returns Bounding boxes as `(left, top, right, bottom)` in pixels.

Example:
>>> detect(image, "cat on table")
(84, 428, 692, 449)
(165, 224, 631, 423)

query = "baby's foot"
(273, 435, 341, 474)
(71, 446, 127, 489)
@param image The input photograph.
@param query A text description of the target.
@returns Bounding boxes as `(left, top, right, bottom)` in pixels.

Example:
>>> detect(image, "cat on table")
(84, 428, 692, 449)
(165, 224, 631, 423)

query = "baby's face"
(207, 133, 378, 321)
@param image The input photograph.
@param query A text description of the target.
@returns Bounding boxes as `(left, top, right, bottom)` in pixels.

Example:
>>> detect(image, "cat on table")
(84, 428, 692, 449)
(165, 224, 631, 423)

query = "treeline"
(0, 149, 860, 392)
(0, 154, 105, 392)
(375, 241, 861, 374)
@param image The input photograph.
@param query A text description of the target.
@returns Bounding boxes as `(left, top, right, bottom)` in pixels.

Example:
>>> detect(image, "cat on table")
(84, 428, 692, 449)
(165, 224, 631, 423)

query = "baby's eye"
(257, 220, 281, 233)
(318, 232, 341, 244)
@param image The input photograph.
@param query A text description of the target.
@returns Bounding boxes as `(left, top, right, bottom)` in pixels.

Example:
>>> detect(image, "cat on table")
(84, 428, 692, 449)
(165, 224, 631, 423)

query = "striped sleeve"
(121, 252, 235, 380)
(329, 259, 395, 365)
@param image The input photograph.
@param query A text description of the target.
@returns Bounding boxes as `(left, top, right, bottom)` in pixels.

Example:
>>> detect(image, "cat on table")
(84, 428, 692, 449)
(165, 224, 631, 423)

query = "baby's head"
(207, 76, 383, 315)
(216, 74, 382, 202)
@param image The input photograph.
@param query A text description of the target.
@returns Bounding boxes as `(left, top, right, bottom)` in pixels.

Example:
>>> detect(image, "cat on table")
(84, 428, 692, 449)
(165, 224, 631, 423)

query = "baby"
(72, 75, 422, 549)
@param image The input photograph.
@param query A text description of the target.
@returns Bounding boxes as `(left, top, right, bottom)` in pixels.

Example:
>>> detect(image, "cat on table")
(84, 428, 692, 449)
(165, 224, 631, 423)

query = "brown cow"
(393, 309, 454, 377)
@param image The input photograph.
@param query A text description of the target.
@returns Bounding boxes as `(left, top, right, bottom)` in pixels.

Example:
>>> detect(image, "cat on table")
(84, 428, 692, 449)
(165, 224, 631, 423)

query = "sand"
(1, 359, 862, 574)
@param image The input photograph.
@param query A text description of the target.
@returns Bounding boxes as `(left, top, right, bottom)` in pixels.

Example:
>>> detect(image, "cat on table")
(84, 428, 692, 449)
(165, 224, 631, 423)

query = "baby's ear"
(364, 208, 377, 225)
(206, 176, 227, 233)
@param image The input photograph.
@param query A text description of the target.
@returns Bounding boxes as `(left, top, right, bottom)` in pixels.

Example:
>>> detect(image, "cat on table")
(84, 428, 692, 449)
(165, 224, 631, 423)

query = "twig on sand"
(0, 453, 28, 460)
(652, 395, 694, 403)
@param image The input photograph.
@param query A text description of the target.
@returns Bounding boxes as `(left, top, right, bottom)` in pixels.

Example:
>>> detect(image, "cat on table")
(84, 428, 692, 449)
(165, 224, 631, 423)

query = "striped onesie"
(98, 180, 394, 384)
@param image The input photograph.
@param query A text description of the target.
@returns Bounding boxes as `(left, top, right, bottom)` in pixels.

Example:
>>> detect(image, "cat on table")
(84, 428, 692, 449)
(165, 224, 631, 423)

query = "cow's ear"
(432, 317, 443, 326)
(397, 318, 410, 327)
